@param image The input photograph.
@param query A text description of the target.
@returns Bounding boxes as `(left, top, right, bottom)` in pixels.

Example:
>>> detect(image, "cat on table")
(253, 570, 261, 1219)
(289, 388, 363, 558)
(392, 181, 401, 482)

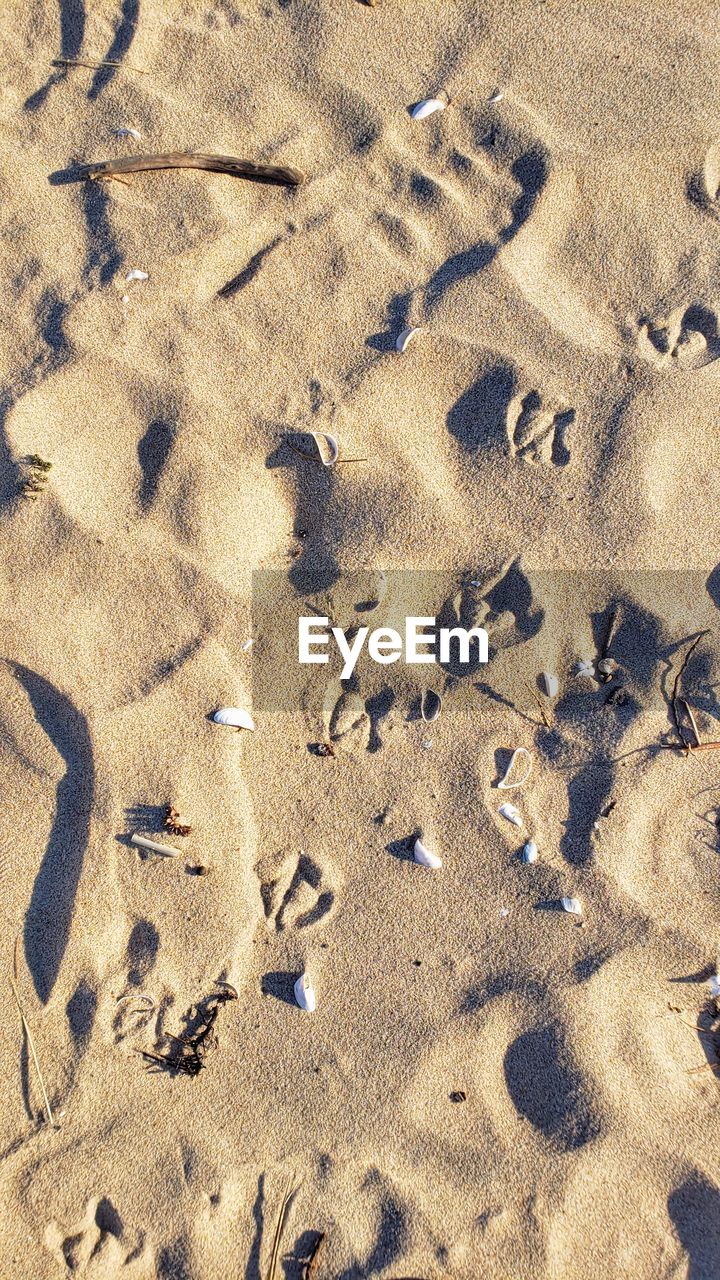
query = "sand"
(2, 0, 720, 1276)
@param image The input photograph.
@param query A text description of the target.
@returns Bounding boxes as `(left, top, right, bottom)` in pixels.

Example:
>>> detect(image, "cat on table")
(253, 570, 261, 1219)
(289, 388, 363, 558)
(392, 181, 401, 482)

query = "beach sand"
(2, 1, 720, 1276)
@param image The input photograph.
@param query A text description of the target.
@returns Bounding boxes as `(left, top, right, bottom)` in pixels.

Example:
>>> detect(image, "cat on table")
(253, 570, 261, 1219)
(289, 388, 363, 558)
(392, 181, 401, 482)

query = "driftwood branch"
(76, 152, 304, 187)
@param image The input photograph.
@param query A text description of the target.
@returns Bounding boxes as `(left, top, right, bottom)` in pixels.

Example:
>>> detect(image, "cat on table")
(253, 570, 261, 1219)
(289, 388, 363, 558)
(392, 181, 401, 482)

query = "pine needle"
(265, 1179, 296, 1280)
(10, 937, 58, 1129)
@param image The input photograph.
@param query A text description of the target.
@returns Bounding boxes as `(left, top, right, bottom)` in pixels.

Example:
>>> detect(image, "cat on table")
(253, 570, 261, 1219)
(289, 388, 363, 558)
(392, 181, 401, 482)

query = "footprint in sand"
(45, 1196, 152, 1276)
(256, 848, 340, 934)
(505, 387, 574, 465)
(637, 303, 720, 371)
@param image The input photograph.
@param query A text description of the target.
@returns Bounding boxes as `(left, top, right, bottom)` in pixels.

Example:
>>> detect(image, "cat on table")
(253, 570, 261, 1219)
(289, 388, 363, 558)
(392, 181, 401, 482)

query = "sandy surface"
(2, 1, 720, 1276)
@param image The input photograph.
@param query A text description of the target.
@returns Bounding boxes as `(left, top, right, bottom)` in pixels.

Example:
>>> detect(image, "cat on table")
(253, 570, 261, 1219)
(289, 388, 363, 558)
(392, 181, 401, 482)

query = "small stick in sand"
(131, 834, 181, 858)
(680, 697, 702, 751)
(299, 1232, 326, 1279)
(670, 634, 707, 750)
(51, 58, 149, 74)
(266, 1181, 297, 1280)
(10, 938, 58, 1129)
(77, 153, 305, 187)
(524, 680, 553, 729)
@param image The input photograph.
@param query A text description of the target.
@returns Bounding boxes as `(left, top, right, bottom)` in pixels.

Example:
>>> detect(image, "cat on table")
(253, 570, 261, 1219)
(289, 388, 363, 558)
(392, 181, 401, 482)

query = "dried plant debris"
(164, 804, 191, 837)
(139, 984, 237, 1076)
(298, 1233, 326, 1279)
(76, 153, 304, 187)
(10, 938, 58, 1128)
(20, 454, 52, 498)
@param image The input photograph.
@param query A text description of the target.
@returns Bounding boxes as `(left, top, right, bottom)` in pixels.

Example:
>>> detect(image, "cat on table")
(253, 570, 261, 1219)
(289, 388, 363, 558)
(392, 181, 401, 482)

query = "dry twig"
(10, 938, 58, 1128)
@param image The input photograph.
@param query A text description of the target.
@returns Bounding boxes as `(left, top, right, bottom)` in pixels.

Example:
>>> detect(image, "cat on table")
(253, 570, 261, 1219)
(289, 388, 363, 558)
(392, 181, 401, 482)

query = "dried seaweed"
(139, 984, 237, 1076)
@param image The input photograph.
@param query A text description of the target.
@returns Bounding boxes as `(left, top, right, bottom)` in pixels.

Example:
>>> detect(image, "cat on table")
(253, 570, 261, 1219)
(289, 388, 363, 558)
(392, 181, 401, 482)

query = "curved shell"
(499, 802, 522, 828)
(421, 690, 442, 723)
(561, 896, 582, 915)
(212, 706, 255, 731)
(125, 268, 149, 283)
(411, 98, 446, 120)
(311, 431, 339, 467)
(522, 840, 538, 864)
(497, 746, 532, 790)
(541, 672, 559, 698)
(396, 326, 422, 353)
(294, 972, 316, 1012)
(116, 126, 142, 140)
(413, 837, 442, 868)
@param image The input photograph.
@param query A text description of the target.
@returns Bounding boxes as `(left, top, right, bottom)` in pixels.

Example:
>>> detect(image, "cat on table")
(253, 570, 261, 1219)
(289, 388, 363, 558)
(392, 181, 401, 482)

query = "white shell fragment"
(488, 88, 504, 104)
(541, 672, 559, 698)
(561, 896, 582, 915)
(411, 98, 446, 120)
(497, 746, 532, 790)
(212, 707, 255, 731)
(396, 326, 422, 353)
(597, 657, 618, 676)
(499, 802, 522, 828)
(499, 907, 510, 918)
(241, 638, 254, 652)
(421, 690, 442, 723)
(709, 975, 720, 998)
(294, 973, 316, 1012)
(125, 269, 149, 283)
(311, 431, 339, 467)
(115, 126, 142, 141)
(522, 840, 538, 864)
(131, 834, 180, 858)
(413, 837, 442, 868)
(576, 659, 595, 678)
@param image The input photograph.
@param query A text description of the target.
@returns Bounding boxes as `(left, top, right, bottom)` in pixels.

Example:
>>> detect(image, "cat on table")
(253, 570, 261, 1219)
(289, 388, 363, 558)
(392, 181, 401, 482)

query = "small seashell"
(121, 294, 129, 304)
(499, 802, 522, 828)
(522, 840, 538, 864)
(125, 269, 149, 283)
(497, 746, 532, 790)
(576, 659, 595, 678)
(115, 126, 142, 141)
(294, 972, 316, 1012)
(541, 672, 559, 698)
(499, 907, 510, 918)
(709, 975, 720, 998)
(561, 896, 582, 915)
(241, 638, 254, 652)
(212, 707, 255, 731)
(311, 431, 339, 467)
(597, 657, 618, 676)
(488, 88, 504, 104)
(421, 739, 433, 750)
(396, 326, 422, 353)
(413, 837, 442, 868)
(411, 98, 446, 120)
(421, 690, 442, 722)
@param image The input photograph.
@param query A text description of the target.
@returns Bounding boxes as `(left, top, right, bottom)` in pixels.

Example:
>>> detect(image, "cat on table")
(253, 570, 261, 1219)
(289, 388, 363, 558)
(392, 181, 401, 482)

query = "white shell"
(709, 975, 720, 999)
(116, 127, 142, 141)
(421, 690, 442, 723)
(499, 802, 522, 828)
(542, 672, 559, 698)
(497, 746, 532, 790)
(576, 659, 595, 678)
(125, 269, 149, 283)
(294, 973, 316, 1012)
(212, 707, 255, 731)
(396, 326, 422, 353)
(561, 896, 582, 915)
(311, 431, 339, 467)
(522, 840, 538, 863)
(241, 638, 254, 652)
(488, 89, 504, 104)
(413, 838, 442, 868)
(131, 834, 180, 858)
(411, 98, 446, 120)
(499, 907, 510, 918)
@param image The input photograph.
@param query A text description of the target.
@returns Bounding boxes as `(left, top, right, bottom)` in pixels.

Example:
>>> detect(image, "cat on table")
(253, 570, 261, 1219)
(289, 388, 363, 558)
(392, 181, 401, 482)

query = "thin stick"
(51, 57, 149, 74)
(131, 834, 180, 857)
(680, 698, 702, 749)
(266, 1181, 296, 1280)
(671, 634, 704, 746)
(76, 153, 304, 187)
(10, 939, 58, 1129)
(524, 680, 552, 730)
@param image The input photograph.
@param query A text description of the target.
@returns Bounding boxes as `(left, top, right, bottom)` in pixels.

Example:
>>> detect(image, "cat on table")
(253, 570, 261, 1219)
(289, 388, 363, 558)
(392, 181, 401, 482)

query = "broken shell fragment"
(576, 658, 595, 678)
(212, 707, 255, 731)
(421, 690, 442, 723)
(294, 972, 316, 1012)
(522, 840, 538, 864)
(396, 326, 422, 353)
(488, 88, 504, 104)
(709, 975, 720, 999)
(125, 269, 149, 283)
(115, 127, 142, 141)
(413, 838, 442, 868)
(597, 657, 618, 677)
(497, 746, 532, 790)
(541, 672, 559, 698)
(131, 834, 180, 858)
(561, 896, 582, 915)
(411, 98, 446, 120)
(311, 431, 339, 467)
(499, 802, 522, 828)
